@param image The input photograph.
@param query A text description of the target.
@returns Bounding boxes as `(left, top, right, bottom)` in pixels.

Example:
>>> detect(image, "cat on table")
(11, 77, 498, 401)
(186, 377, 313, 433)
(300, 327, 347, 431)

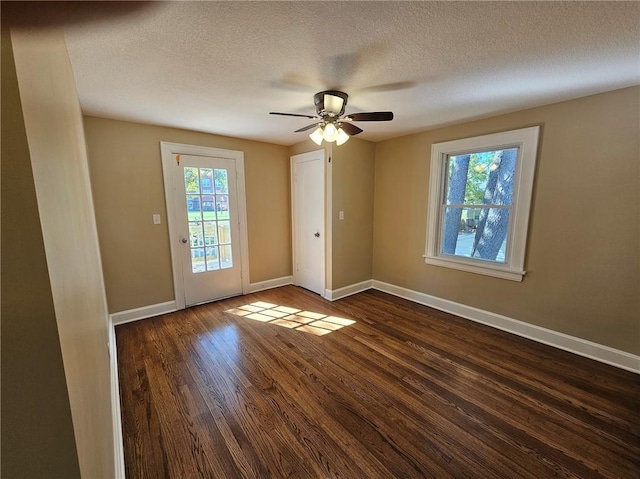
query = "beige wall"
(84, 116, 291, 313)
(373, 86, 640, 355)
(331, 138, 376, 289)
(1, 22, 81, 478)
(10, 27, 115, 478)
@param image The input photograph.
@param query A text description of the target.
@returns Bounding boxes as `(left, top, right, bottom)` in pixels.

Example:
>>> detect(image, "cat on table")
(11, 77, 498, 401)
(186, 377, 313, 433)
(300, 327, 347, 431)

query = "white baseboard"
(371, 280, 640, 374)
(110, 300, 177, 326)
(325, 280, 373, 301)
(108, 317, 126, 479)
(107, 281, 639, 373)
(110, 276, 295, 325)
(249, 275, 293, 293)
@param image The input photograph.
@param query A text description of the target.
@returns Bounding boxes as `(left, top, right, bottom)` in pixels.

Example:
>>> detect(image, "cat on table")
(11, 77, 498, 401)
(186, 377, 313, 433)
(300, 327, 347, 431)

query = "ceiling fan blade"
(356, 81, 415, 94)
(340, 122, 363, 136)
(346, 111, 394, 122)
(269, 112, 318, 119)
(294, 123, 320, 133)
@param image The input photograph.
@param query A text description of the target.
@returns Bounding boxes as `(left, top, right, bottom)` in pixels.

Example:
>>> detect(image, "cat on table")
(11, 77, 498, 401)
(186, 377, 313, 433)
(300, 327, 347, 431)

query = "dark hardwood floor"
(116, 286, 639, 478)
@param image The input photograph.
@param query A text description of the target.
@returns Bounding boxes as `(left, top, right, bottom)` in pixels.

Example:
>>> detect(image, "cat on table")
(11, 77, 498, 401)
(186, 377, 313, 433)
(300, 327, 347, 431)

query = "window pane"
(202, 195, 215, 220)
(218, 221, 231, 244)
(200, 168, 214, 194)
(219, 244, 233, 269)
(441, 207, 509, 263)
(186, 195, 201, 221)
(214, 169, 229, 194)
(191, 248, 205, 273)
(184, 167, 200, 194)
(446, 148, 518, 206)
(216, 195, 229, 220)
(189, 222, 203, 247)
(203, 221, 218, 246)
(205, 246, 220, 271)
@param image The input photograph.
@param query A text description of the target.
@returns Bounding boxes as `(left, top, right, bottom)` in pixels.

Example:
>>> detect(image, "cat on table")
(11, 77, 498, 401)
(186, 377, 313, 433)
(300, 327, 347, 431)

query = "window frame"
(424, 126, 540, 281)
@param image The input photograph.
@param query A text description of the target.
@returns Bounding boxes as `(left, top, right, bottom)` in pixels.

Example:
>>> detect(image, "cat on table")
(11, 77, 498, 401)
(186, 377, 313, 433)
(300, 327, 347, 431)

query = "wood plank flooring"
(116, 286, 640, 478)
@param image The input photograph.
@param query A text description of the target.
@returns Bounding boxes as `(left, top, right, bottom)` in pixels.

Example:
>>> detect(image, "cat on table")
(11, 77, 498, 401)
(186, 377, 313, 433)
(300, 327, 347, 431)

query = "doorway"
(161, 142, 249, 308)
(291, 149, 326, 296)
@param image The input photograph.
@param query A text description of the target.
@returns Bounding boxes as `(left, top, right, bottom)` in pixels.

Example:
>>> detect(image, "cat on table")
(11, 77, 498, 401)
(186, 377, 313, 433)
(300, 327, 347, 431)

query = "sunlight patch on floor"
(225, 302, 356, 336)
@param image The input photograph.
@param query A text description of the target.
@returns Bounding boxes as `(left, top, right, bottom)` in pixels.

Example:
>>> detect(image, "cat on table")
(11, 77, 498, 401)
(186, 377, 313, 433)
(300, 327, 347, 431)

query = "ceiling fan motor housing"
(314, 90, 348, 117)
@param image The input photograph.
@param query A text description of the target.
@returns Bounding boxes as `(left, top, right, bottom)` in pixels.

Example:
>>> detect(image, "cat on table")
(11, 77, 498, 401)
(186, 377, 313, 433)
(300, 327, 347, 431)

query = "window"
(424, 127, 539, 281)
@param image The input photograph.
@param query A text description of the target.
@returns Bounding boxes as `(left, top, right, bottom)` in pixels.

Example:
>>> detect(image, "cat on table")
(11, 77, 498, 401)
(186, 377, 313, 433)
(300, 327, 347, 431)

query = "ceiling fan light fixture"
(324, 94, 344, 115)
(322, 122, 338, 142)
(309, 127, 324, 146)
(336, 127, 350, 146)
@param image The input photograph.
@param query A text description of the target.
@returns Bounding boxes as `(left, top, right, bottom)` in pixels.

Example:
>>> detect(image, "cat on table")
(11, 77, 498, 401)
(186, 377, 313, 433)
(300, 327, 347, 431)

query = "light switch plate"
(153, 214, 161, 225)
(339, 211, 344, 220)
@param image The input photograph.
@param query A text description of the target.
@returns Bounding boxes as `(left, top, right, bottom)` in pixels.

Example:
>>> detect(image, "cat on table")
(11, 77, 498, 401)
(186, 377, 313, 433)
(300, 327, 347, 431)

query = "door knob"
(314, 232, 320, 237)
(181, 237, 188, 244)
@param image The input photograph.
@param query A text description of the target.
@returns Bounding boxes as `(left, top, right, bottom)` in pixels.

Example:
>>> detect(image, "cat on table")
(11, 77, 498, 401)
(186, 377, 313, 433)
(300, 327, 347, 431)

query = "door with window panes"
(174, 154, 242, 306)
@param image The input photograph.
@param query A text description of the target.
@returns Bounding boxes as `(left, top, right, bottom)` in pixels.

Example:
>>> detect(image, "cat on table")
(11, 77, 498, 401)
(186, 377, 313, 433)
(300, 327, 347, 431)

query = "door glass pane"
(218, 221, 231, 244)
(189, 222, 203, 247)
(206, 246, 220, 271)
(216, 195, 229, 220)
(186, 195, 201, 221)
(219, 244, 233, 269)
(203, 221, 218, 246)
(441, 206, 508, 263)
(184, 167, 200, 194)
(184, 166, 234, 275)
(191, 248, 205, 273)
(200, 168, 214, 194)
(202, 195, 215, 220)
(214, 169, 229, 194)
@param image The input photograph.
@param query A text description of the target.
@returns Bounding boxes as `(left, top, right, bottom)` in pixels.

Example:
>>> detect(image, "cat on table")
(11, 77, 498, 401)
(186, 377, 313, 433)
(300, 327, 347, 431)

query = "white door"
(291, 150, 325, 295)
(161, 143, 248, 308)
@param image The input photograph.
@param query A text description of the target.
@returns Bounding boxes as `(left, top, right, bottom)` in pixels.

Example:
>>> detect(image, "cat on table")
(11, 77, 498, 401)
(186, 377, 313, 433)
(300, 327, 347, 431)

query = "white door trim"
(160, 141, 250, 310)
(325, 146, 333, 293)
(290, 149, 326, 297)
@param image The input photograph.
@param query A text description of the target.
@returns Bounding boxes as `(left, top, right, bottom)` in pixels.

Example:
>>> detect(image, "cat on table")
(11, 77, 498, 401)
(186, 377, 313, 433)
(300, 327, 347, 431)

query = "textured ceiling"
(61, 1, 640, 145)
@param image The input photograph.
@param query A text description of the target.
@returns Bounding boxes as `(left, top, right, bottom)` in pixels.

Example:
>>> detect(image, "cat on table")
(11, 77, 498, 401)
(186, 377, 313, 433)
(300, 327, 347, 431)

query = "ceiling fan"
(270, 90, 393, 146)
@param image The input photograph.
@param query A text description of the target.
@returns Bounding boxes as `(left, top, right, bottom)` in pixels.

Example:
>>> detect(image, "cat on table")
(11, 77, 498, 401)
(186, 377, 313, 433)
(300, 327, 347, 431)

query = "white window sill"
(423, 255, 525, 282)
